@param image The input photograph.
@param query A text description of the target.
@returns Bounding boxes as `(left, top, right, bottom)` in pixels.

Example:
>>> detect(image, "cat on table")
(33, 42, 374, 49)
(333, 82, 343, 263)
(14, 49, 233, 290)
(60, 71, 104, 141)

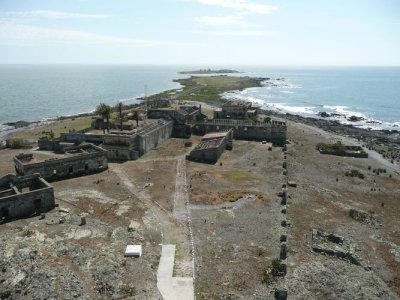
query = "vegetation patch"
(149, 75, 265, 105)
(6, 138, 31, 149)
(316, 142, 367, 158)
(220, 170, 262, 185)
(119, 285, 136, 297)
(345, 169, 365, 179)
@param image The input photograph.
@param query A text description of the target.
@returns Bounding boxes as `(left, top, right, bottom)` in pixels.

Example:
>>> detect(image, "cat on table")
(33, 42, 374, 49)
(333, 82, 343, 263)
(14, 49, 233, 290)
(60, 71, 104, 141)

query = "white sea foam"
(268, 103, 316, 114)
(280, 90, 294, 94)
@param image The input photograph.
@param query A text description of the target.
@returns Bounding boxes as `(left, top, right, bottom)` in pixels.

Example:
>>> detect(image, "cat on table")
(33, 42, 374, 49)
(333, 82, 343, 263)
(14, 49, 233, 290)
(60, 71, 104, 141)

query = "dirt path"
(113, 159, 195, 279)
(173, 158, 189, 222)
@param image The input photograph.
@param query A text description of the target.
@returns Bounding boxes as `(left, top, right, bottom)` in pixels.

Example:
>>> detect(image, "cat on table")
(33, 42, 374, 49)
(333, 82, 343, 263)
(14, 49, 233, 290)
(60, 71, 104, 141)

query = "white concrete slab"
(125, 245, 142, 257)
(157, 245, 194, 300)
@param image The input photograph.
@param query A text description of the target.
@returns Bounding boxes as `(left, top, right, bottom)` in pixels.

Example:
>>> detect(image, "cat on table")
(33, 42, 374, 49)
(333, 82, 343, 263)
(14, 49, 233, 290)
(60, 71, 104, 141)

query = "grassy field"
(150, 76, 265, 105)
(9, 116, 92, 142)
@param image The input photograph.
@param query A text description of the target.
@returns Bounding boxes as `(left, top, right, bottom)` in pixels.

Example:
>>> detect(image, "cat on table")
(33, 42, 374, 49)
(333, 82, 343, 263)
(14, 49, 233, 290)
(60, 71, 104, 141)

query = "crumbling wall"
(0, 174, 54, 221)
(102, 144, 138, 161)
(137, 120, 173, 156)
(60, 133, 104, 144)
(187, 135, 229, 163)
(14, 145, 108, 181)
(191, 119, 287, 145)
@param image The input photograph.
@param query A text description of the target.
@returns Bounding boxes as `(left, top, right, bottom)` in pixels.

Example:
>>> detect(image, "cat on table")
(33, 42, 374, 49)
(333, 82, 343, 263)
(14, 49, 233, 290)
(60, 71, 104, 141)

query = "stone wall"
(191, 119, 287, 146)
(102, 120, 173, 161)
(187, 131, 232, 163)
(60, 133, 104, 145)
(14, 144, 108, 181)
(0, 174, 54, 221)
(137, 120, 173, 156)
(38, 138, 75, 152)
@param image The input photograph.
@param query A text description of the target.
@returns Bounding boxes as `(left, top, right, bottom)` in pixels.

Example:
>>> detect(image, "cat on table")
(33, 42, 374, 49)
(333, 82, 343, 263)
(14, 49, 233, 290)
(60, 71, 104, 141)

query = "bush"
(349, 209, 367, 222)
(345, 169, 365, 179)
(119, 285, 136, 297)
(7, 138, 30, 149)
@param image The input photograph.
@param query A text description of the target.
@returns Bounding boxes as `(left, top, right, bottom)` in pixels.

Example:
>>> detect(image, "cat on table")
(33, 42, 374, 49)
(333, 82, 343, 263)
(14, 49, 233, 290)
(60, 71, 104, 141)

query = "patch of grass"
(349, 209, 367, 222)
(119, 284, 136, 297)
(345, 169, 365, 179)
(220, 170, 261, 185)
(10, 116, 92, 142)
(316, 142, 345, 153)
(195, 280, 210, 300)
(262, 258, 283, 284)
(22, 229, 35, 237)
(172, 242, 183, 277)
(7, 138, 30, 149)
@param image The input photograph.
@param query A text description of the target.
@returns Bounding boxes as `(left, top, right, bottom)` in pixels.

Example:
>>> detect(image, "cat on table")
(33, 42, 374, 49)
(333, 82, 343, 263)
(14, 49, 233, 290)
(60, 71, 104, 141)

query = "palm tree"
(96, 103, 111, 133)
(116, 102, 124, 131)
(133, 110, 139, 127)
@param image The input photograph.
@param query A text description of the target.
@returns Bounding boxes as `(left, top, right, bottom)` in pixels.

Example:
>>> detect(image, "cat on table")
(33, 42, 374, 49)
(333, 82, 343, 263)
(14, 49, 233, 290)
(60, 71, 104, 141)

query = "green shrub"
(119, 285, 136, 297)
(345, 169, 365, 179)
(7, 138, 30, 149)
(349, 209, 367, 222)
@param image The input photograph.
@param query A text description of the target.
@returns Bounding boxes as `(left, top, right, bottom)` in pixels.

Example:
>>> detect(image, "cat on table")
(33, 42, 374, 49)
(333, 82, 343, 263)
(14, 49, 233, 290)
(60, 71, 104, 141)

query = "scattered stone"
(280, 243, 287, 260)
(274, 289, 288, 299)
(128, 220, 140, 232)
(79, 217, 86, 226)
(59, 207, 70, 214)
(287, 180, 297, 187)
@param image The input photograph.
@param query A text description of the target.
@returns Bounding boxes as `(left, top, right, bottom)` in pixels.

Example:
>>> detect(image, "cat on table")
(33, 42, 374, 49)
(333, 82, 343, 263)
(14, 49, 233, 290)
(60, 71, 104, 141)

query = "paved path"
(157, 245, 194, 300)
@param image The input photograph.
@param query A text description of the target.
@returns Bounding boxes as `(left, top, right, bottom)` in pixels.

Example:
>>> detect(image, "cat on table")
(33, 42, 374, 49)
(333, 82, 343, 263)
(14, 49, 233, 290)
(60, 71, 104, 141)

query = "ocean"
(0, 65, 399, 135)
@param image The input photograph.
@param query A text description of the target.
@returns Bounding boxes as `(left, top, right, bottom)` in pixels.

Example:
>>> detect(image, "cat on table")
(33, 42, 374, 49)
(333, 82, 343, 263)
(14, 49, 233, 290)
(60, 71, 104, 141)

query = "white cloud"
(195, 14, 244, 25)
(193, 29, 275, 37)
(197, 0, 278, 15)
(0, 10, 110, 19)
(0, 21, 193, 47)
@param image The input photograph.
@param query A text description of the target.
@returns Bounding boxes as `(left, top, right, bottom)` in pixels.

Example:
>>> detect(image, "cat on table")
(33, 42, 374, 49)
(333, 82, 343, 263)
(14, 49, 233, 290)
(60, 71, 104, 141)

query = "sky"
(0, 0, 399, 65)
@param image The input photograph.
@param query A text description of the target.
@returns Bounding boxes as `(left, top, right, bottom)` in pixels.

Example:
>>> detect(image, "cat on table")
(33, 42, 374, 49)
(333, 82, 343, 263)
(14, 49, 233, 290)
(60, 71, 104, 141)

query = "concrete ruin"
(38, 137, 75, 152)
(187, 130, 233, 163)
(191, 118, 287, 146)
(147, 105, 202, 123)
(317, 143, 368, 158)
(147, 105, 202, 138)
(0, 173, 54, 222)
(213, 100, 259, 120)
(102, 119, 173, 161)
(14, 144, 108, 181)
(311, 229, 371, 270)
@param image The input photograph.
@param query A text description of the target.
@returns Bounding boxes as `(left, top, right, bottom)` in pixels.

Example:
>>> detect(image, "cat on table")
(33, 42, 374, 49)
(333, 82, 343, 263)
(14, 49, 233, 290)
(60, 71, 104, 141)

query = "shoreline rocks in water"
(4, 120, 33, 128)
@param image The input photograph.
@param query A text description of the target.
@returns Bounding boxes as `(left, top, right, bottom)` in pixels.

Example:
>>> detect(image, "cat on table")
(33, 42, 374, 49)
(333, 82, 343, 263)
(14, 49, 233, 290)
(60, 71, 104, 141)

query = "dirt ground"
(188, 140, 287, 299)
(284, 120, 400, 299)
(1, 119, 400, 299)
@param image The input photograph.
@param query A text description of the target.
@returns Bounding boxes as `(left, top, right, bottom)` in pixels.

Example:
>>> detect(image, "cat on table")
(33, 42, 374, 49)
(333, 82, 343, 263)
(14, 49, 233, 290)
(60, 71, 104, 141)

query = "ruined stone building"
(60, 132, 104, 145)
(102, 119, 173, 161)
(147, 105, 202, 123)
(14, 144, 108, 181)
(0, 174, 54, 222)
(213, 100, 258, 120)
(187, 129, 233, 163)
(147, 105, 203, 138)
(191, 118, 287, 146)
